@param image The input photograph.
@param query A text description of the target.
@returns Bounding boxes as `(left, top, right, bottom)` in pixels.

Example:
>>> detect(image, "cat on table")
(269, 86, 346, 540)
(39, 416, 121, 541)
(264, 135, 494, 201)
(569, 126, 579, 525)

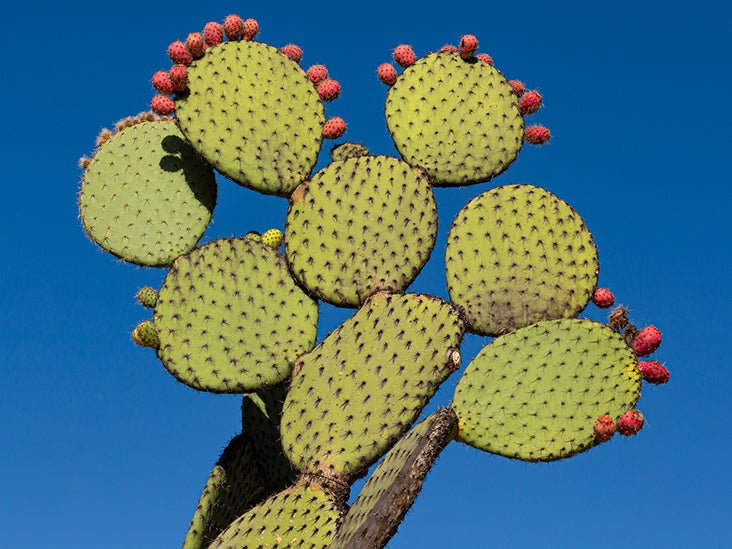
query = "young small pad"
(445, 184, 598, 335)
(154, 237, 319, 392)
(452, 319, 641, 461)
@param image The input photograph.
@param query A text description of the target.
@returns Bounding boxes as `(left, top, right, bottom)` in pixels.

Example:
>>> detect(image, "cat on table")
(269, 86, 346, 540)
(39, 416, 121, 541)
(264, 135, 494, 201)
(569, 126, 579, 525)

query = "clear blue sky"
(3, 1, 729, 547)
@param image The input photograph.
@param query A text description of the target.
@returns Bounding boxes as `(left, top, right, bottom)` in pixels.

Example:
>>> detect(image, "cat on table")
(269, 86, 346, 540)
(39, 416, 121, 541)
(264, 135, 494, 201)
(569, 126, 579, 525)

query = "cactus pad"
(154, 237, 319, 392)
(385, 52, 524, 185)
(285, 156, 438, 307)
(208, 483, 343, 548)
(175, 40, 325, 196)
(78, 118, 216, 266)
(331, 409, 457, 549)
(445, 184, 599, 335)
(452, 319, 642, 461)
(281, 293, 464, 477)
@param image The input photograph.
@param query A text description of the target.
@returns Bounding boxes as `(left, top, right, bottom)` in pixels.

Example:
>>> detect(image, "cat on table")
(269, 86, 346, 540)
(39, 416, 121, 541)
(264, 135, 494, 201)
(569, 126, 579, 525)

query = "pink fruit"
(393, 44, 416, 68)
(322, 117, 347, 139)
(316, 79, 341, 102)
(524, 125, 551, 145)
(519, 90, 543, 115)
(459, 34, 478, 59)
(638, 360, 670, 384)
(592, 288, 615, 308)
(151, 95, 175, 115)
(223, 14, 244, 40)
(633, 325, 662, 357)
(204, 22, 224, 46)
(242, 18, 259, 40)
(152, 71, 174, 95)
(306, 65, 329, 85)
(281, 44, 303, 63)
(508, 79, 526, 96)
(377, 63, 398, 86)
(169, 65, 188, 93)
(167, 41, 192, 66)
(186, 32, 205, 58)
(616, 410, 645, 436)
(593, 415, 615, 442)
(476, 52, 493, 65)
(439, 44, 459, 53)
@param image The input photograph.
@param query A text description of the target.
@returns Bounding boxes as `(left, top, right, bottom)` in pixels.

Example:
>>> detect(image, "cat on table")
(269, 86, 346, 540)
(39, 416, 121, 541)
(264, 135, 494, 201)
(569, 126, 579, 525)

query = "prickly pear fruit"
(616, 410, 645, 436)
(316, 79, 341, 102)
(186, 32, 205, 58)
(524, 125, 551, 145)
(204, 22, 224, 46)
(393, 44, 416, 67)
(242, 18, 259, 40)
(593, 415, 615, 442)
(519, 90, 543, 115)
(476, 52, 493, 65)
(592, 288, 615, 308)
(169, 65, 188, 93)
(150, 95, 175, 115)
(280, 44, 303, 63)
(152, 71, 175, 95)
(167, 41, 193, 66)
(136, 287, 158, 308)
(132, 321, 160, 349)
(439, 44, 459, 53)
(223, 14, 244, 40)
(508, 79, 526, 96)
(322, 117, 347, 139)
(638, 360, 670, 384)
(633, 326, 662, 357)
(377, 63, 398, 86)
(261, 229, 284, 249)
(459, 34, 478, 59)
(306, 65, 329, 85)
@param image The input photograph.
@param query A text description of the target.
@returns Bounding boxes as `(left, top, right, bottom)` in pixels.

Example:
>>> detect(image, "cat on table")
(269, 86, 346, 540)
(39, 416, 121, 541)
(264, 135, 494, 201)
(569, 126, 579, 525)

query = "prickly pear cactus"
(76, 15, 670, 549)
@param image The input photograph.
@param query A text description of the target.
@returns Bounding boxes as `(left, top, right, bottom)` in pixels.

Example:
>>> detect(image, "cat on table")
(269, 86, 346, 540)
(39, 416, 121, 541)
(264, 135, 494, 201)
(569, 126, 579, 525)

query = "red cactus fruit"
(151, 95, 175, 115)
(439, 44, 459, 53)
(281, 44, 303, 63)
(204, 22, 224, 46)
(524, 125, 551, 145)
(638, 360, 671, 384)
(152, 71, 175, 95)
(476, 52, 493, 65)
(508, 79, 526, 96)
(169, 65, 188, 93)
(167, 41, 193, 66)
(519, 90, 543, 115)
(592, 288, 615, 308)
(223, 14, 244, 40)
(307, 65, 329, 85)
(322, 117, 347, 139)
(317, 79, 341, 102)
(616, 410, 645, 436)
(377, 63, 398, 86)
(186, 32, 205, 58)
(459, 34, 479, 59)
(243, 18, 259, 40)
(393, 44, 416, 68)
(593, 415, 615, 442)
(633, 325, 662, 357)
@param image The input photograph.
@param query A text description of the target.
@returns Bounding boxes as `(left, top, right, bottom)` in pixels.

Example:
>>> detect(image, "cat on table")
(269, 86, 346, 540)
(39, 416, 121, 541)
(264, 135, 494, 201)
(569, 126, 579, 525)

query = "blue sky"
(3, 1, 730, 547)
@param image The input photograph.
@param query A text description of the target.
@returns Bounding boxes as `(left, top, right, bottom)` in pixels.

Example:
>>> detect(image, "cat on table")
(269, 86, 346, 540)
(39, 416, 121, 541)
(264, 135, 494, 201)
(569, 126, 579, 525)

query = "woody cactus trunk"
(77, 14, 670, 549)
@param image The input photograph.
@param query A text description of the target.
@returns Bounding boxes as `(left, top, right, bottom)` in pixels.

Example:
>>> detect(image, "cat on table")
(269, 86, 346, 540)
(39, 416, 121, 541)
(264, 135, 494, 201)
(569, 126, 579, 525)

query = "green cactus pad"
(154, 237, 319, 392)
(385, 52, 524, 185)
(208, 483, 343, 549)
(452, 319, 641, 462)
(175, 41, 325, 196)
(330, 142, 369, 162)
(285, 156, 438, 307)
(331, 408, 457, 549)
(445, 184, 599, 336)
(78, 118, 216, 266)
(281, 293, 464, 477)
